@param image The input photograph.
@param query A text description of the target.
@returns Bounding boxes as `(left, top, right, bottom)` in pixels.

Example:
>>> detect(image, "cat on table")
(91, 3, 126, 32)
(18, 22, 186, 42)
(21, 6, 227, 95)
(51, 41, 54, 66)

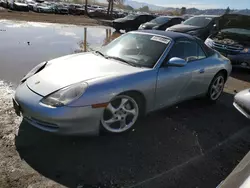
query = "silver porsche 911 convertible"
(13, 30, 232, 135)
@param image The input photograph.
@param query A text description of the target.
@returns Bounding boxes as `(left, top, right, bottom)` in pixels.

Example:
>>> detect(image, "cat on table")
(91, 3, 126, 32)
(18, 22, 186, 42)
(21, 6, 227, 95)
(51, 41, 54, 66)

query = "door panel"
(179, 42, 211, 99)
(155, 66, 191, 109)
(179, 59, 208, 100)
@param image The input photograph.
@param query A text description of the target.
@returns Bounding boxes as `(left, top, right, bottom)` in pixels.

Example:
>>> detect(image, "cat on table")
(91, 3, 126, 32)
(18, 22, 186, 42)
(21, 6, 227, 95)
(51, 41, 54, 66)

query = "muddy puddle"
(0, 20, 120, 84)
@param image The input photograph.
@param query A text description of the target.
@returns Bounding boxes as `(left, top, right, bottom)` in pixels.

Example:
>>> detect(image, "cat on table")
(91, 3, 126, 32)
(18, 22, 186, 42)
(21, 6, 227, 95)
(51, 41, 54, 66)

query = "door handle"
(199, 69, 205, 74)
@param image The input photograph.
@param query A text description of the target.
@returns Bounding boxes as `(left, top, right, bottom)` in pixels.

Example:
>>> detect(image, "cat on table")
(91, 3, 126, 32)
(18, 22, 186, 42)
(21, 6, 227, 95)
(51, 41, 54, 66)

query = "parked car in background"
(33, 3, 54, 13)
(167, 15, 220, 40)
(13, 30, 231, 135)
(53, 4, 68, 14)
(8, 0, 29, 11)
(139, 16, 184, 30)
(233, 88, 250, 119)
(26, 0, 37, 11)
(182, 14, 194, 20)
(0, 0, 8, 8)
(68, 4, 84, 15)
(205, 14, 250, 69)
(113, 14, 157, 32)
(89, 9, 107, 18)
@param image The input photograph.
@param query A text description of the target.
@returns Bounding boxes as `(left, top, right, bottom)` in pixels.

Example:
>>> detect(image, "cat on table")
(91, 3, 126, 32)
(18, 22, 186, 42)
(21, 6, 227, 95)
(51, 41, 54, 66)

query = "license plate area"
(13, 98, 21, 116)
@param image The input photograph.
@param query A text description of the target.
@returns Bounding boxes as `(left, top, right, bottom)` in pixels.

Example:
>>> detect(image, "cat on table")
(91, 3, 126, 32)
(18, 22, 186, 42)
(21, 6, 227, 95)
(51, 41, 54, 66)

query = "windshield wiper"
(106, 56, 137, 67)
(94, 50, 106, 57)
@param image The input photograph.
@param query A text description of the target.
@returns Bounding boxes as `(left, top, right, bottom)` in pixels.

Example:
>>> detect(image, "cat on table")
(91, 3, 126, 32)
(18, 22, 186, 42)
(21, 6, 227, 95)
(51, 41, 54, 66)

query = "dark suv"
(139, 16, 184, 31)
(113, 14, 156, 32)
(205, 14, 250, 69)
(166, 15, 220, 40)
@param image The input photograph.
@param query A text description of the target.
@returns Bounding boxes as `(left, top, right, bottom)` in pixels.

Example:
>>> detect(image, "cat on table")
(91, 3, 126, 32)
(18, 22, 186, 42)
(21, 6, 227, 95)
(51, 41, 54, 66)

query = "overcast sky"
(124, 0, 250, 9)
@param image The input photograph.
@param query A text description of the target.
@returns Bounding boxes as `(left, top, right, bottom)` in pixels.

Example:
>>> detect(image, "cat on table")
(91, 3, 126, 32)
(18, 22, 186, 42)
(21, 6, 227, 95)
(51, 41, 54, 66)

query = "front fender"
(69, 69, 158, 113)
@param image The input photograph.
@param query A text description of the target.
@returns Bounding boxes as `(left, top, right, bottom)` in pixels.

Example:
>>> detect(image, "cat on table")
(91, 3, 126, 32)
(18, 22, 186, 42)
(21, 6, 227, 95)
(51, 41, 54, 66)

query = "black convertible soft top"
(135, 30, 216, 57)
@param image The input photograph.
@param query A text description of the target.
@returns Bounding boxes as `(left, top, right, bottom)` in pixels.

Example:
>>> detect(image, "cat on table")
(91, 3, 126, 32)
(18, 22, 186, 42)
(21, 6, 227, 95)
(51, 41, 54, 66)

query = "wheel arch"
(118, 90, 147, 116)
(216, 69, 228, 81)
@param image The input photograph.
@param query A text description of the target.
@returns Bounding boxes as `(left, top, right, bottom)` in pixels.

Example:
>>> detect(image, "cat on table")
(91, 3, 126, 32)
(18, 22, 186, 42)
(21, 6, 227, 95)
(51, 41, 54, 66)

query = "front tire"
(101, 95, 140, 134)
(206, 73, 225, 102)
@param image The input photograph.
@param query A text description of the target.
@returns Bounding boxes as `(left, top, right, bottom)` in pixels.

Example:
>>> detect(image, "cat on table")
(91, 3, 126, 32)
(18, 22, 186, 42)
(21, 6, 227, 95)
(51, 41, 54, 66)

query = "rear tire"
(206, 72, 225, 103)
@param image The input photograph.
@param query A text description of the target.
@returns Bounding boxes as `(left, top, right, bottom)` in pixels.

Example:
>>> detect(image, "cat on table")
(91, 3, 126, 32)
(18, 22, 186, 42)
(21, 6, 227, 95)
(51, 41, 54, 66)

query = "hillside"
(123, 0, 250, 15)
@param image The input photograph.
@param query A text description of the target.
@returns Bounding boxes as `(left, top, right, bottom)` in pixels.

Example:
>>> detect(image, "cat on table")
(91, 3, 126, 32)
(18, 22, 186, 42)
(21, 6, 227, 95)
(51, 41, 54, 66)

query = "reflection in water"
(79, 28, 120, 52)
(0, 20, 121, 84)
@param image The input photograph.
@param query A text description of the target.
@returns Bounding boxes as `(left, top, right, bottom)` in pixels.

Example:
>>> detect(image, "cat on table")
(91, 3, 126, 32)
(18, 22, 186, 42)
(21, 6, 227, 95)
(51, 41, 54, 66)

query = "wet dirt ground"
(0, 20, 250, 188)
(0, 8, 101, 26)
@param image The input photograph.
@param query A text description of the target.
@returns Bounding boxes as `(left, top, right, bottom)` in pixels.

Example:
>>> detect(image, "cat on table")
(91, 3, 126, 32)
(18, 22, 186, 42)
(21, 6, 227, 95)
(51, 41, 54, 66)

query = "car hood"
(26, 53, 145, 96)
(114, 17, 132, 23)
(14, 2, 28, 6)
(38, 6, 50, 9)
(142, 22, 158, 29)
(218, 14, 250, 30)
(168, 24, 201, 32)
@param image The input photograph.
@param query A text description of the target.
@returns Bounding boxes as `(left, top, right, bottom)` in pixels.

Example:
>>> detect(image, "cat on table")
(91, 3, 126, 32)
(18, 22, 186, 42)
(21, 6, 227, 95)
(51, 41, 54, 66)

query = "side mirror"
(167, 57, 187, 67)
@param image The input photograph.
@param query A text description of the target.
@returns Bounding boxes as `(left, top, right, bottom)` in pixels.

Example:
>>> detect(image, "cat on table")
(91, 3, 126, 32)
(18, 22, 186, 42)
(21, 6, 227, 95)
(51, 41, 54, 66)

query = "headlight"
(242, 48, 250, 53)
(41, 82, 88, 107)
(205, 38, 214, 48)
(166, 28, 170, 31)
(21, 61, 48, 83)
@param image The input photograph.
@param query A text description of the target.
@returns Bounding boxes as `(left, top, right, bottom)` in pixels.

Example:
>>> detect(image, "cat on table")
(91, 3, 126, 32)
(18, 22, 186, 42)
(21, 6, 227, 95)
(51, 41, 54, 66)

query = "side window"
(168, 41, 199, 62)
(168, 42, 186, 60)
(184, 41, 198, 62)
(197, 45, 206, 59)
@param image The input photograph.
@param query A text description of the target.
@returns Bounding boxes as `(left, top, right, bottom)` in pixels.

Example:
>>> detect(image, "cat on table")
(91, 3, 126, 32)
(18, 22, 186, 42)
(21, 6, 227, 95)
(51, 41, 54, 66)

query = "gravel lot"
(0, 17, 249, 188)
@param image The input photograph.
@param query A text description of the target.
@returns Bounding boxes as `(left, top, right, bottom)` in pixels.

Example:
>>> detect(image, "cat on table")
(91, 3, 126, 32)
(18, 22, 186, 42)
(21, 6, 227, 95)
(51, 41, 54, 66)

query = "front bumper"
(14, 83, 104, 135)
(233, 102, 250, 119)
(233, 89, 250, 119)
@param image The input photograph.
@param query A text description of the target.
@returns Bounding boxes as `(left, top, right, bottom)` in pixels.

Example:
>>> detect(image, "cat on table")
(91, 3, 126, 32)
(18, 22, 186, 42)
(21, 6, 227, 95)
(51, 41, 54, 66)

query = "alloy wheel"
(210, 75, 225, 100)
(101, 95, 139, 133)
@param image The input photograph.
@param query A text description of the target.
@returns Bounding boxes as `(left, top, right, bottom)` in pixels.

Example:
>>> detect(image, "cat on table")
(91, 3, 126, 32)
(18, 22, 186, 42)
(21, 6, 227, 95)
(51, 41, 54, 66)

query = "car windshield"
(99, 33, 170, 68)
(150, 17, 170, 24)
(183, 16, 214, 27)
(221, 28, 250, 37)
